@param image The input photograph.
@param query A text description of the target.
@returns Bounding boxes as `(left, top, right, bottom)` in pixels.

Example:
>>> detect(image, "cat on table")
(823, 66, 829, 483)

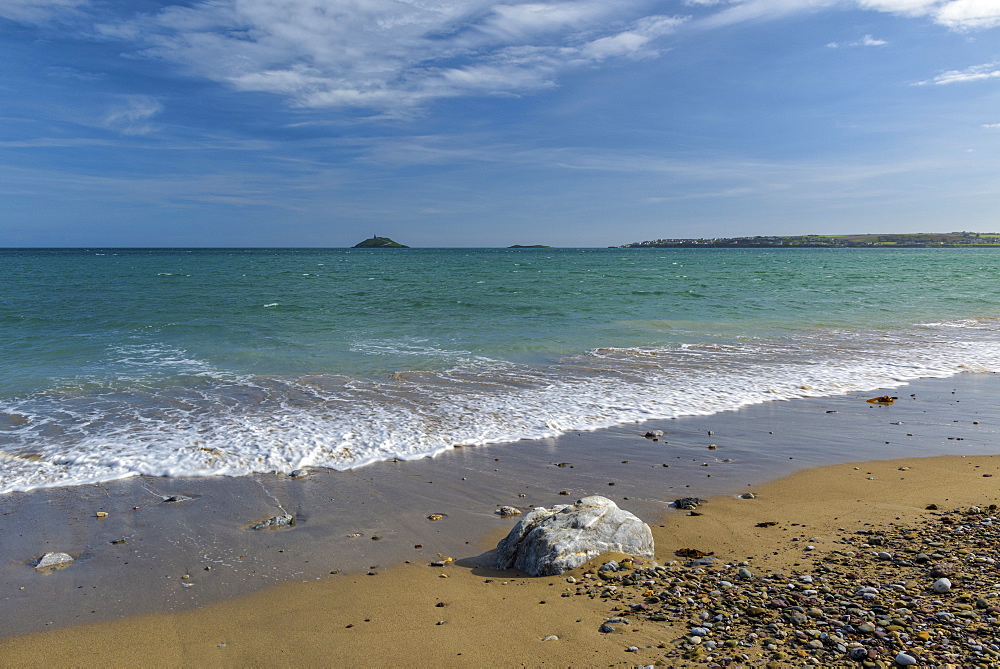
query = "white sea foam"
(1, 320, 999, 494)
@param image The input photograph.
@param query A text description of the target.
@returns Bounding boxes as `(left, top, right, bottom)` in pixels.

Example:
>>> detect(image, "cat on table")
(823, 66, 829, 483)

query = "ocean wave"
(1, 319, 999, 494)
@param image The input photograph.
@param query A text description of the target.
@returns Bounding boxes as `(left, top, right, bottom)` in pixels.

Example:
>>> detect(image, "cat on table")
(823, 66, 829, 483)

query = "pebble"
(540, 635, 558, 641)
(577, 501, 1000, 666)
(248, 514, 294, 530)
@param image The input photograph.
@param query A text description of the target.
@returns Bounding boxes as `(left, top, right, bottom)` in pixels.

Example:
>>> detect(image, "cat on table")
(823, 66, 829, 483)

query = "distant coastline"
(617, 231, 1000, 248)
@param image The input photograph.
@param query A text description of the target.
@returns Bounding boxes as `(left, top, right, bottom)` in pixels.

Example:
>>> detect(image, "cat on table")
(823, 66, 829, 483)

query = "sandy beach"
(1, 374, 998, 666)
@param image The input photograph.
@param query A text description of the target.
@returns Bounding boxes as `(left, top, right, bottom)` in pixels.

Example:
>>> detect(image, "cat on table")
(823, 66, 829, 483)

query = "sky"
(1, 0, 999, 247)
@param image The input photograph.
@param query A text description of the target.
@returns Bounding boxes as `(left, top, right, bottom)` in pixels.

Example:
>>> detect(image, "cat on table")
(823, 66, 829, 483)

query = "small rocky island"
(353, 236, 409, 248)
(509, 244, 551, 248)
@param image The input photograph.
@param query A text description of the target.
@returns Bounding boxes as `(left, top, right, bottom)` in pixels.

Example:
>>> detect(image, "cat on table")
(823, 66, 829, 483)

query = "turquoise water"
(2, 247, 1000, 492)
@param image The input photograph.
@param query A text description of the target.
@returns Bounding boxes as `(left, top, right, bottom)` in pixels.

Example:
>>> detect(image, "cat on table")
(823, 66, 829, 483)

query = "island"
(353, 236, 409, 248)
(617, 232, 1000, 248)
(508, 244, 551, 248)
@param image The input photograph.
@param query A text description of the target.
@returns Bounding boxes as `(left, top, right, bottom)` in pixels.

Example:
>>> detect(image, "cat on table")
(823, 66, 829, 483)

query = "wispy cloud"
(700, 0, 1000, 32)
(89, 1, 685, 115)
(103, 95, 162, 135)
(915, 62, 1000, 84)
(5, 0, 999, 118)
(984, 122, 1000, 128)
(859, 0, 1000, 29)
(0, 0, 89, 23)
(826, 34, 889, 47)
(45, 66, 106, 81)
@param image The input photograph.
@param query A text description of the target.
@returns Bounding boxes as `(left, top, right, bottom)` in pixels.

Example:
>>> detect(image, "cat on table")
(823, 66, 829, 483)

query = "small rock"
(686, 557, 719, 567)
(930, 563, 955, 578)
(895, 651, 918, 666)
(248, 514, 295, 530)
(932, 577, 952, 593)
(849, 647, 869, 660)
(739, 492, 755, 499)
(599, 623, 615, 633)
(290, 469, 308, 479)
(497, 506, 522, 517)
(644, 430, 664, 439)
(673, 497, 705, 510)
(541, 635, 558, 641)
(625, 646, 639, 652)
(163, 495, 194, 503)
(33, 552, 74, 571)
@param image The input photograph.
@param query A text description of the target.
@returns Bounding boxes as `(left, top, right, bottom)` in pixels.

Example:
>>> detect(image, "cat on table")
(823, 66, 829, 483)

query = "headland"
(619, 232, 1000, 248)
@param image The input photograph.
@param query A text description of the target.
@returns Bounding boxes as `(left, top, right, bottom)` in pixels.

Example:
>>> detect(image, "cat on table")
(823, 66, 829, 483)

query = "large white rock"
(495, 496, 654, 576)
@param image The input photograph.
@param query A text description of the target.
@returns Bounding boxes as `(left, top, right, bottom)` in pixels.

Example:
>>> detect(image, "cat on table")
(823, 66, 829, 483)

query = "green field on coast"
(620, 231, 1000, 248)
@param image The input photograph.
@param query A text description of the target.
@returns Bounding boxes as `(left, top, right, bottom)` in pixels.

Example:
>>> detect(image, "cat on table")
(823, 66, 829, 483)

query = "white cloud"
(916, 62, 1000, 84)
(935, 0, 1000, 30)
(826, 33, 888, 46)
(580, 15, 683, 60)
(476, 1, 623, 41)
(696, 0, 1000, 32)
(20, 0, 997, 119)
(697, 0, 839, 30)
(856, 0, 940, 16)
(857, 0, 1000, 30)
(104, 95, 163, 135)
(983, 122, 1000, 128)
(0, 0, 89, 23)
(91, 1, 684, 115)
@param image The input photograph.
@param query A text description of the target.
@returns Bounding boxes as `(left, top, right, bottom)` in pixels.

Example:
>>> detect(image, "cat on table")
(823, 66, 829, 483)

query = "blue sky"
(1, 0, 999, 247)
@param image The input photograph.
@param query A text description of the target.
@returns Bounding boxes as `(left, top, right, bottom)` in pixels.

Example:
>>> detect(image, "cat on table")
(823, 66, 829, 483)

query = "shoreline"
(0, 373, 996, 648)
(3, 455, 1000, 665)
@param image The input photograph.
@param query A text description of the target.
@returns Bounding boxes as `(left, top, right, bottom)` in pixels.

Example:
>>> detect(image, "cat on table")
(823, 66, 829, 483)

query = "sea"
(2, 246, 1000, 495)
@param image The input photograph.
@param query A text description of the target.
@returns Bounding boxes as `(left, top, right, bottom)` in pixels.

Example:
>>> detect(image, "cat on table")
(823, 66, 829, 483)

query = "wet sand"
(0, 374, 997, 660)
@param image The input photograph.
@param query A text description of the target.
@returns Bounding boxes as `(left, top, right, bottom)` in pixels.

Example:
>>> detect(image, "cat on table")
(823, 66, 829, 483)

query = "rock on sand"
(34, 552, 74, 571)
(494, 496, 653, 576)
